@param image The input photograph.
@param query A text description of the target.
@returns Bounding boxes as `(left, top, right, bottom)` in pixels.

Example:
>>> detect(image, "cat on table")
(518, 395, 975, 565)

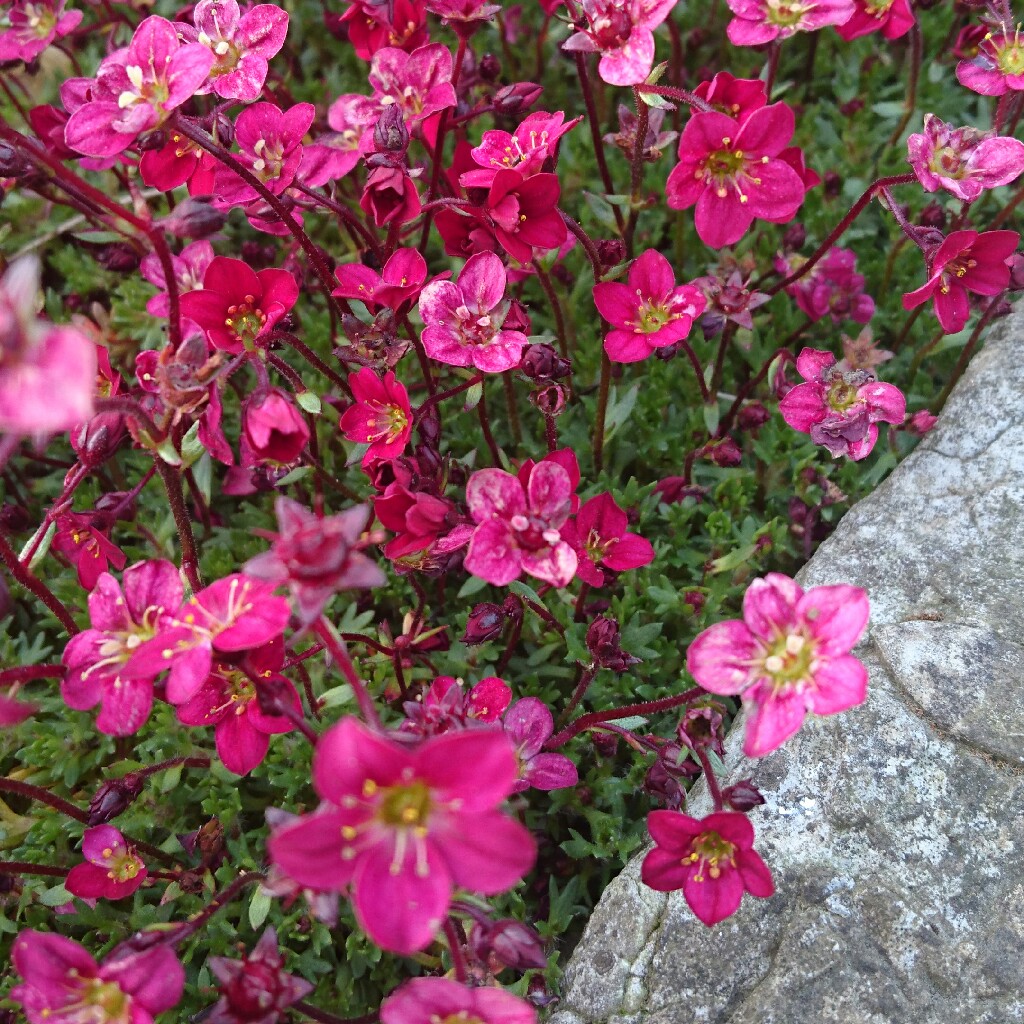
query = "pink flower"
(139, 130, 219, 194)
(381, 977, 537, 1024)
(370, 44, 457, 130)
(11, 930, 184, 1024)
(665, 104, 807, 249)
(687, 572, 870, 757)
(781, 247, 875, 325)
(460, 111, 581, 189)
(0, 692, 37, 727)
(419, 252, 529, 372)
(904, 408, 938, 436)
(241, 388, 310, 466)
(692, 71, 767, 121)
(503, 697, 578, 793)
(956, 28, 1024, 96)
(779, 347, 905, 460)
(61, 560, 183, 736)
(53, 512, 127, 591)
(901, 229, 1019, 334)
(562, 492, 655, 586)
(724, 0, 855, 45)
(0, 0, 82, 63)
(267, 718, 536, 955)
(400, 675, 513, 739)
(340, 369, 413, 465)
(562, 0, 676, 86)
(63, 16, 214, 158)
(592, 249, 706, 362)
(179, 256, 298, 353)
(641, 811, 774, 925)
(140, 240, 214, 318)
(483, 170, 566, 263)
(216, 102, 315, 204)
(835, 0, 913, 41)
(175, 641, 299, 776)
(464, 464, 577, 587)
(333, 248, 430, 313)
(65, 825, 147, 901)
(0, 257, 96, 435)
(338, 0, 428, 60)
(907, 114, 1024, 202)
(244, 498, 386, 624)
(205, 928, 313, 1024)
(181, 0, 289, 101)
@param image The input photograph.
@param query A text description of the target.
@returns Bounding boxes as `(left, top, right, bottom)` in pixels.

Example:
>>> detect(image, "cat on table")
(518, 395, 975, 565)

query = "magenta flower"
(460, 111, 581, 189)
(61, 560, 183, 736)
(333, 248, 429, 313)
(381, 977, 537, 1024)
(692, 71, 767, 120)
(244, 498, 386, 624)
(779, 348, 905, 460)
(400, 676, 513, 739)
(687, 572, 870, 757)
(419, 252, 529, 372)
(562, 0, 676, 86)
(370, 44, 457, 129)
(592, 249, 706, 362)
(782, 247, 875, 325)
(340, 369, 413, 466)
(0, 692, 37, 727)
(724, 0, 855, 45)
(182, 0, 289, 101)
(665, 104, 807, 249)
(907, 114, 1024, 203)
(0, 0, 82, 63)
(53, 512, 127, 591)
(268, 718, 537, 955)
(175, 641, 299, 776)
(11, 930, 184, 1024)
(241, 387, 311, 467)
(503, 697, 578, 793)
(63, 16, 214, 158)
(140, 240, 214, 318)
(216, 102, 315, 203)
(205, 928, 313, 1024)
(339, 0, 428, 60)
(957, 28, 1024, 96)
(562, 492, 655, 586)
(641, 811, 774, 925)
(0, 257, 96, 435)
(901, 229, 1019, 334)
(464, 464, 577, 588)
(483, 170, 566, 264)
(835, 0, 913, 41)
(139, 130, 219, 194)
(179, 256, 298, 353)
(65, 825, 147, 901)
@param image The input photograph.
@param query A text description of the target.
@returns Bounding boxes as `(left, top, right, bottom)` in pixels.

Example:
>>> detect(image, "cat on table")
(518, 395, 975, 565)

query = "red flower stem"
(495, 612, 524, 676)
(476, 385, 502, 466)
(545, 686, 705, 749)
(573, 582, 590, 622)
(592, 351, 612, 474)
(314, 618, 382, 730)
(0, 532, 79, 635)
(767, 173, 917, 296)
(292, 180, 383, 262)
(0, 664, 63, 685)
(523, 598, 565, 634)
(0, 125, 183, 351)
(294, 1002, 378, 1024)
(174, 118, 344, 321)
(717, 347, 793, 436)
(268, 330, 352, 396)
(0, 777, 89, 823)
(989, 179, 1024, 229)
(534, 12, 552, 80)
(695, 745, 724, 811)
(293, 661, 322, 720)
(935, 292, 1006, 413)
(0, 861, 69, 878)
(154, 460, 203, 592)
(413, 373, 484, 423)
(560, 211, 604, 280)
(544, 412, 559, 452)
(391, 647, 409, 701)
(624, 86, 650, 259)
(878, 186, 927, 246)
(881, 22, 921, 153)
(575, 52, 626, 234)
(138, 756, 211, 778)
(341, 633, 394, 656)
(764, 40, 781, 99)
(417, 197, 475, 214)
(284, 643, 327, 669)
(443, 917, 470, 984)
(556, 665, 597, 728)
(169, 871, 266, 945)
(636, 83, 714, 113)
(532, 261, 569, 359)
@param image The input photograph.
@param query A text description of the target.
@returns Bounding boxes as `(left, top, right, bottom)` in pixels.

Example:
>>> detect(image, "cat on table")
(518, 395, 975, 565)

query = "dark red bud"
(591, 730, 618, 757)
(722, 779, 766, 812)
(88, 773, 145, 825)
(476, 919, 547, 970)
(462, 602, 505, 645)
(737, 401, 770, 431)
(918, 201, 946, 229)
(212, 112, 234, 148)
(0, 141, 31, 178)
(597, 238, 626, 271)
(96, 243, 142, 273)
(503, 299, 532, 335)
(530, 383, 568, 416)
(782, 223, 806, 250)
(519, 343, 569, 381)
(502, 593, 524, 623)
(479, 53, 501, 81)
(703, 436, 742, 467)
(374, 105, 410, 155)
(160, 198, 227, 239)
(493, 82, 543, 115)
(823, 171, 841, 199)
(137, 128, 167, 152)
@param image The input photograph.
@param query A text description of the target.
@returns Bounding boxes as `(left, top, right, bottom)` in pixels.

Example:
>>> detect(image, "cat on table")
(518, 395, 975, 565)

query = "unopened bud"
(823, 171, 841, 199)
(212, 112, 234, 148)
(782, 223, 806, 250)
(88, 773, 145, 825)
(72, 413, 126, 468)
(703, 436, 742, 467)
(96, 243, 142, 273)
(531, 383, 568, 416)
(479, 53, 501, 81)
(586, 615, 641, 672)
(374, 105, 410, 155)
(722, 779, 766, 812)
(737, 401, 770, 432)
(596, 238, 626, 271)
(493, 81, 543, 115)
(463, 602, 505, 644)
(519, 343, 569, 381)
(918, 201, 946, 229)
(480, 919, 547, 970)
(0, 141, 30, 178)
(503, 299, 532, 335)
(137, 129, 167, 152)
(160, 198, 227, 239)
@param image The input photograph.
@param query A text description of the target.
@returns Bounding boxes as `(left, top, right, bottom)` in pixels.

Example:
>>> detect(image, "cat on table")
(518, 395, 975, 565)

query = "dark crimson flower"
(360, 160, 423, 227)
(374, 483, 464, 562)
(340, 0, 428, 61)
(140, 130, 218, 194)
(400, 675, 512, 739)
(65, 825, 147, 901)
(957, 26, 1024, 96)
(462, 602, 506, 645)
(586, 615, 641, 672)
(780, 247, 874, 325)
(241, 388, 310, 467)
(180, 257, 298, 354)
(53, 512, 127, 591)
(340, 369, 413, 466)
(483, 170, 566, 264)
(641, 810, 774, 925)
(562, 493, 654, 587)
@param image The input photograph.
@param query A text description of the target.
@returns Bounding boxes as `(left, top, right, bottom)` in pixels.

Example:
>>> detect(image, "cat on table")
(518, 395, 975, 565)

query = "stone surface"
(551, 309, 1024, 1024)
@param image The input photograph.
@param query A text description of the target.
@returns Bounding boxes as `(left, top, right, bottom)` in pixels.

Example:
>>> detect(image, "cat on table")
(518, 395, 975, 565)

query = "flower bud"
(918, 201, 946, 229)
(493, 81, 544, 115)
(703, 436, 742, 467)
(597, 238, 626, 272)
(374, 104, 410, 155)
(737, 401, 770, 432)
(591, 730, 618, 758)
(502, 299, 532, 335)
(1008, 253, 1024, 291)
(677, 702, 725, 754)
(212, 111, 235, 148)
(823, 171, 841, 198)
(71, 413, 126, 468)
(902, 409, 938, 436)
(782, 223, 806, 250)
(0, 141, 30, 178)
(160, 198, 227, 239)
(474, 919, 547, 970)
(479, 53, 501, 80)
(530, 383, 568, 416)
(241, 388, 311, 466)
(586, 615, 641, 672)
(722, 779, 766, 812)
(462, 602, 505, 644)
(88, 772, 145, 825)
(137, 128, 167, 152)
(519, 343, 569, 381)
(96, 243, 142, 273)
(502, 593, 524, 624)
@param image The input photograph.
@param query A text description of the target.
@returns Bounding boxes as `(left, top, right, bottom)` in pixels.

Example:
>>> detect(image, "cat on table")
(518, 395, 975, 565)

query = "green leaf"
(38, 883, 71, 906)
(20, 521, 56, 571)
(248, 888, 272, 930)
(296, 390, 322, 414)
(709, 543, 758, 574)
(179, 421, 204, 469)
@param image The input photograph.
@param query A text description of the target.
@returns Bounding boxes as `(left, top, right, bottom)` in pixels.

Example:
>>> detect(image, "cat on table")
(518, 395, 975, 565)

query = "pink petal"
(518, 541, 577, 587)
(466, 468, 526, 522)
(799, 583, 869, 654)
(683, 863, 744, 925)
(314, 717, 414, 803)
(95, 678, 153, 736)
(458, 251, 506, 313)
(741, 684, 807, 757)
(742, 573, 803, 642)
(215, 712, 271, 775)
(629, 249, 675, 300)
(808, 655, 868, 715)
(464, 520, 522, 586)
(592, 281, 636, 329)
(431, 810, 537, 894)
(686, 620, 759, 694)
(267, 808, 358, 890)
(416, 730, 518, 808)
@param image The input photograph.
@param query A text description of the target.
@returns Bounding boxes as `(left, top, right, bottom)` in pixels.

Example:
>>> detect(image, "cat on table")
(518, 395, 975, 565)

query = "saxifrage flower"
(381, 977, 537, 1024)
(65, 825, 147, 901)
(340, 368, 413, 465)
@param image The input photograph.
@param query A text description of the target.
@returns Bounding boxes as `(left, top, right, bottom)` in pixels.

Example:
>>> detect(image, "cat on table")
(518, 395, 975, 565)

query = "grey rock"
(551, 310, 1024, 1024)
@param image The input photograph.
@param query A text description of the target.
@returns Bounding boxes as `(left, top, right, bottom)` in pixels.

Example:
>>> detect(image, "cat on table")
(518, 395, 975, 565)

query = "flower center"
(438, 1015, 486, 1024)
(686, 830, 737, 882)
(455, 304, 498, 347)
(377, 779, 432, 828)
(700, 144, 763, 203)
(994, 28, 1024, 76)
(591, 5, 632, 49)
(765, 0, 813, 28)
(632, 297, 677, 334)
(367, 401, 409, 444)
(585, 528, 614, 564)
(761, 631, 815, 688)
(80, 977, 130, 1021)
(250, 136, 287, 182)
(510, 513, 560, 551)
(224, 296, 268, 349)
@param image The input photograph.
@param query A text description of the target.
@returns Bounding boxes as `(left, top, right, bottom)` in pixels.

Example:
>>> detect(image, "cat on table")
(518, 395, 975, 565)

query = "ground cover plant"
(1, 0, 1023, 1019)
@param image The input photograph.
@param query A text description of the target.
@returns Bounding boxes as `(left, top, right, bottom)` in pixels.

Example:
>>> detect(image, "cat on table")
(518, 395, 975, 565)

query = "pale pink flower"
(419, 252, 529, 372)
(370, 43, 457, 129)
(562, 0, 676, 87)
(267, 718, 536, 955)
(0, 0, 82, 63)
(63, 16, 214, 158)
(687, 572, 870, 757)
(381, 977, 537, 1024)
(503, 697, 578, 793)
(908, 114, 1024, 202)
(464, 464, 577, 587)
(725, 0, 855, 45)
